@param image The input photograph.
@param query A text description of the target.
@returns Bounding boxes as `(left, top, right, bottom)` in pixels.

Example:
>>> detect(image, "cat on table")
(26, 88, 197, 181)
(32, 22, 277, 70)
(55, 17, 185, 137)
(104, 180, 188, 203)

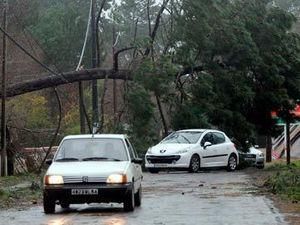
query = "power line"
(76, 0, 93, 71)
(0, 25, 68, 83)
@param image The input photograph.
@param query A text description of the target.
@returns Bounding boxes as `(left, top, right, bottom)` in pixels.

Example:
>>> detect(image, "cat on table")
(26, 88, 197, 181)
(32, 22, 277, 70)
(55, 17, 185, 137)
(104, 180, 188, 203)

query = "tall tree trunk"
(266, 134, 272, 163)
(155, 94, 168, 137)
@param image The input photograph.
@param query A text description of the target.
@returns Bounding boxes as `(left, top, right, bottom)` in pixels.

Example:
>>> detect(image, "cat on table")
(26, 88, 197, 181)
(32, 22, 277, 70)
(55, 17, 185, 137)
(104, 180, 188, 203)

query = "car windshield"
(54, 138, 128, 162)
(161, 131, 203, 144)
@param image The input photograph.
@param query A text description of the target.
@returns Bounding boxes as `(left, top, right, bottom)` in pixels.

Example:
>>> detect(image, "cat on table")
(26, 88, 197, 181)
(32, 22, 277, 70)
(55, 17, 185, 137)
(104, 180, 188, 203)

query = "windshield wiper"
(56, 157, 79, 162)
(82, 157, 121, 161)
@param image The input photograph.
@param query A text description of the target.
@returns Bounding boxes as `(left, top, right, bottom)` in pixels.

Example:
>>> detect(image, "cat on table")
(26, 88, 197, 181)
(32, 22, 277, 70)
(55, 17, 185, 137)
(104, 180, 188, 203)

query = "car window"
(125, 139, 136, 159)
(161, 131, 203, 144)
(55, 138, 128, 161)
(200, 132, 214, 146)
(213, 132, 225, 144)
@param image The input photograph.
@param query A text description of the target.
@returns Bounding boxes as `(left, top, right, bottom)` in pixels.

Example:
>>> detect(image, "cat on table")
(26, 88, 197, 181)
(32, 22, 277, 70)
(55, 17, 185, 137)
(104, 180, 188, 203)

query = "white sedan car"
(145, 129, 239, 173)
(43, 134, 143, 213)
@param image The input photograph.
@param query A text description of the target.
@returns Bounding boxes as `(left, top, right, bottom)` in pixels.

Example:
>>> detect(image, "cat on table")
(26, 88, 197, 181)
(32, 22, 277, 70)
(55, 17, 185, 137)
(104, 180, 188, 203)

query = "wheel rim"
(229, 156, 236, 170)
(191, 156, 200, 172)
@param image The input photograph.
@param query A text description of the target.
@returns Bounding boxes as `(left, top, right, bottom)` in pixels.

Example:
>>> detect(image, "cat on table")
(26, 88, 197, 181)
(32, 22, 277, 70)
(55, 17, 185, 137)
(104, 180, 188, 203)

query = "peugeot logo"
(82, 176, 89, 183)
(160, 149, 167, 153)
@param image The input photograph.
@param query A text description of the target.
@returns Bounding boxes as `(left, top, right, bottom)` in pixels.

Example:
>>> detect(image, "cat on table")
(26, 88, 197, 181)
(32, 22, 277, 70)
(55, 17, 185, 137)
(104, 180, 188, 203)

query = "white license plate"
(71, 189, 98, 195)
(154, 163, 169, 168)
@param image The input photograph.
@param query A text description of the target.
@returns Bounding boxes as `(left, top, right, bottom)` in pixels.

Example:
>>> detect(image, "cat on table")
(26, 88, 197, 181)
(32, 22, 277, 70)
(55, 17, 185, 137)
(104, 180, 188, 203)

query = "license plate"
(71, 189, 98, 195)
(245, 158, 256, 161)
(154, 163, 169, 168)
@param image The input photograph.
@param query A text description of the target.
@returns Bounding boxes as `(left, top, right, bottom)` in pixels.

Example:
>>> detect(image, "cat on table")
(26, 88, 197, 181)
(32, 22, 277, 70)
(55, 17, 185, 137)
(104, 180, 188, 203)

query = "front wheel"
(189, 155, 200, 173)
(134, 186, 142, 207)
(227, 154, 237, 172)
(43, 193, 55, 214)
(124, 184, 135, 212)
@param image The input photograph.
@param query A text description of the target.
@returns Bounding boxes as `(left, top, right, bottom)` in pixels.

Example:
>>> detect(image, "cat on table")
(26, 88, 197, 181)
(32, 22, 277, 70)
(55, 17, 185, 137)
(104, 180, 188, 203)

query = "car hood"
(148, 143, 195, 155)
(46, 161, 130, 177)
(248, 147, 262, 155)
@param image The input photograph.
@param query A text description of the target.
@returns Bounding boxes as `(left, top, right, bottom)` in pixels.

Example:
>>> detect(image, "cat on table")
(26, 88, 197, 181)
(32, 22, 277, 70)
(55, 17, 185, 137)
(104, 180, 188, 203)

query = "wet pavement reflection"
(0, 171, 289, 225)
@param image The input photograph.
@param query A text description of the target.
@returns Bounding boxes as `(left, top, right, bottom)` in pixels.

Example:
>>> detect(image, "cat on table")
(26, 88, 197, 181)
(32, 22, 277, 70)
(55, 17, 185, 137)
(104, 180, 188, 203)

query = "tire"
(256, 164, 265, 169)
(43, 193, 55, 214)
(189, 154, 200, 173)
(227, 154, 237, 172)
(148, 168, 159, 174)
(124, 184, 135, 212)
(60, 202, 70, 209)
(134, 186, 142, 207)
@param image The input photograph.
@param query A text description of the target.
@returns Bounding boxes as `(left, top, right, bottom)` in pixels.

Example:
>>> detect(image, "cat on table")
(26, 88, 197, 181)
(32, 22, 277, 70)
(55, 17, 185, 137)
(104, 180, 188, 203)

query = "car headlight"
(176, 149, 188, 154)
(106, 174, 127, 184)
(258, 152, 264, 157)
(44, 175, 64, 185)
(147, 148, 153, 154)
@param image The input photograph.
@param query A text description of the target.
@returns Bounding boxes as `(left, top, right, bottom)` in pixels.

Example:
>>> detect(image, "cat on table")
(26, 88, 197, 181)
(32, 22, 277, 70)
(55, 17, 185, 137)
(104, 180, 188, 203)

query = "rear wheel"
(148, 168, 159, 174)
(189, 154, 200, 173)
(227, 154, 237, 172)
(134, 186, 142, 207)
(124, 184, 135, 212)
(43, 193, 55, 214)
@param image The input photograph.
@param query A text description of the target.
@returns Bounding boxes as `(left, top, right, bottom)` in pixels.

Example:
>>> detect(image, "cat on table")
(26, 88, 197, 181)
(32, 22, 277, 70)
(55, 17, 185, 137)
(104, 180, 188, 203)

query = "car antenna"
(92, 123, 99, 138)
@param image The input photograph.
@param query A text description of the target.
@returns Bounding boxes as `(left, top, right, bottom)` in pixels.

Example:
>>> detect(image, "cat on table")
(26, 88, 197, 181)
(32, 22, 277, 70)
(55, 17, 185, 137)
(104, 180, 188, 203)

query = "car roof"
(63, 134, 127, 140)
(177, 129, 222, 133)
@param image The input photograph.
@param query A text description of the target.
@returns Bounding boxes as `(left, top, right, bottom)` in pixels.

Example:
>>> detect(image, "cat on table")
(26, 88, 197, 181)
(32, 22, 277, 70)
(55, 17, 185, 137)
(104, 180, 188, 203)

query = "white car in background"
(43, 134, 143, 214)
(145, 129, 239, 173)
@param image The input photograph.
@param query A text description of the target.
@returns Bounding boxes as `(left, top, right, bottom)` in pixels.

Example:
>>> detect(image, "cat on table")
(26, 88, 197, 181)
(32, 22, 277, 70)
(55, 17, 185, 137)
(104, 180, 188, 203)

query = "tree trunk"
(266, 134, 272, 163)
(155, 94, 168, 137)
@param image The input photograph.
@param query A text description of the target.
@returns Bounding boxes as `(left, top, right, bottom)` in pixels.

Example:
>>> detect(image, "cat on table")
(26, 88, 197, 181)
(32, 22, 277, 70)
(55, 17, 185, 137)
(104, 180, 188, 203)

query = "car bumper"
(145, 154, 191, 169)
(255, 157, 265, 166)
(43, 183, 132, 204)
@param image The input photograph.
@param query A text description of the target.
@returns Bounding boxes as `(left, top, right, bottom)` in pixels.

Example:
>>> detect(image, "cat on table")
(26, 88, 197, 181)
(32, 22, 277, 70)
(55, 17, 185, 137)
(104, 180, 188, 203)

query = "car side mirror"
(132, 158, 143, 164)
(46, 159, 53, 165)
(204, 142, 212, 149)
(254, 145, 259, 149)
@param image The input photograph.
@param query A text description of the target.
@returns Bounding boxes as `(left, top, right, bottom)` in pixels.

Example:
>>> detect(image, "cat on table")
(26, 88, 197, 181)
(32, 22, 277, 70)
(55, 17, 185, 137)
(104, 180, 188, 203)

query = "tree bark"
(1, 68, 132, 98)
(155, 94, 168, 137)
(266, 134, 272, 163)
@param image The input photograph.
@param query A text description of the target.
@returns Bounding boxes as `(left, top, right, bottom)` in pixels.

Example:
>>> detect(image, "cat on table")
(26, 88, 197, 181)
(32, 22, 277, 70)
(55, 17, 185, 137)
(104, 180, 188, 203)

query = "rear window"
(54, 138, 128, 161)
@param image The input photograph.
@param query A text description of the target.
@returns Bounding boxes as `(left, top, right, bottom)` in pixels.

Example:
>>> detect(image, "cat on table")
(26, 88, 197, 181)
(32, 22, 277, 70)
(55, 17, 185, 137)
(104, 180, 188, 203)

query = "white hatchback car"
(43, 134, 143, 213)
(145, 129, 239, 173)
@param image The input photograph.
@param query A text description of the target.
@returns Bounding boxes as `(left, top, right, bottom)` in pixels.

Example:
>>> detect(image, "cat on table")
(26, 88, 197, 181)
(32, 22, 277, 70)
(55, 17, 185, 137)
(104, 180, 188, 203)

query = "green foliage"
(264, 162, 300, 200)
(126, 84, 158, 154)
(28, 1, 90, 70)
(8, 94, 52, 129)
(134, 56, 178, 96)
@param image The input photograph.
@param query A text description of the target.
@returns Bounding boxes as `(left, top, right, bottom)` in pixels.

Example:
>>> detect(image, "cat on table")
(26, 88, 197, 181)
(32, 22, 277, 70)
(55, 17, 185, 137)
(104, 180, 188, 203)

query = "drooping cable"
(0, 26, 68, 82)
(76, 0, 93, 71)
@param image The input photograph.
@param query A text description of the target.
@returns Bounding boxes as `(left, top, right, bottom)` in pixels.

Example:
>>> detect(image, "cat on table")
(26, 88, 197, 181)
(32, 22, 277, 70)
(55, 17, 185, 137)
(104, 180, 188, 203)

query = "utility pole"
(1, 0, 8, 176)
(286, 118, 291, 165)
(112, 14, 117, 126)
(91, 0, 99, 125)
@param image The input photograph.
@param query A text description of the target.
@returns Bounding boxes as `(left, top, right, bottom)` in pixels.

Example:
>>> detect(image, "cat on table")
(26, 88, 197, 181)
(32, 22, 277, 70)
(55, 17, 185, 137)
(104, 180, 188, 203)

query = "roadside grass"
(0, 173, 43, 209)
(264, 160, 300, 201)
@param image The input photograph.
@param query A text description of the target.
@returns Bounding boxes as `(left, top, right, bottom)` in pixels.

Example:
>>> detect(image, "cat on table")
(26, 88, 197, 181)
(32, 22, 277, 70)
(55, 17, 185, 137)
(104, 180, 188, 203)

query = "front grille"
(63, 176, 107, 184)
(146, 155, 181, 164)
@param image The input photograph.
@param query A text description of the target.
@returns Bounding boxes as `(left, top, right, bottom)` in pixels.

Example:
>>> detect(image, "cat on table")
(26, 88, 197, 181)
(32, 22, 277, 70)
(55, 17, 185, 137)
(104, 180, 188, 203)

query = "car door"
(212, 132, 228, 166)
(125, 139, 142, 192)
(200, 132, 219, 167)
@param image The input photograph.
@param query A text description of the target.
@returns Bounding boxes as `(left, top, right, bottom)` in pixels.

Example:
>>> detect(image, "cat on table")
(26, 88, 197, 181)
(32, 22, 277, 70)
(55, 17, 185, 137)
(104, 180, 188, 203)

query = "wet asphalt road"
(0, 170, 289, 225)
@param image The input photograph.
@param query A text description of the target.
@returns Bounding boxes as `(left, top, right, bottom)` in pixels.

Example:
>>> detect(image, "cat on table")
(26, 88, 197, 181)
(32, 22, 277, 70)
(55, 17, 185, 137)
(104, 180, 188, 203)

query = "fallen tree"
(1, 66, 203, 98)
(2, 68, 132, 98)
